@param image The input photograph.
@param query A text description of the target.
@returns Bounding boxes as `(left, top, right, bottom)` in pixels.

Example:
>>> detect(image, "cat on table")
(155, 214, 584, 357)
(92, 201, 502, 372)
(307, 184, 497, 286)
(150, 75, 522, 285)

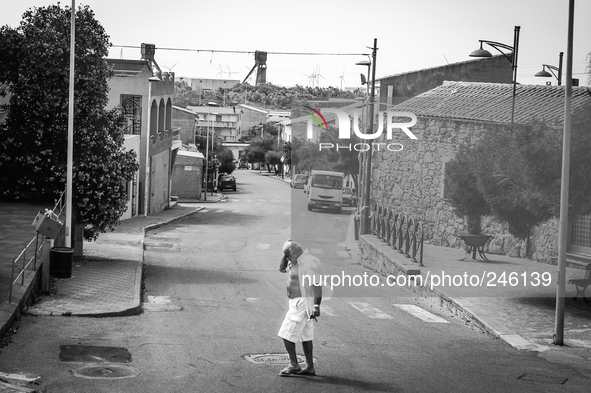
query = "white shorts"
(278, 298, 313, 343)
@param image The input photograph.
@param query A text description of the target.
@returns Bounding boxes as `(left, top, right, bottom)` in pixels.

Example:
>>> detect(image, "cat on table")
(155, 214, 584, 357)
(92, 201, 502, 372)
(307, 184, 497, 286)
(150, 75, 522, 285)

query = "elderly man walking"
(277, 240, 324, 376)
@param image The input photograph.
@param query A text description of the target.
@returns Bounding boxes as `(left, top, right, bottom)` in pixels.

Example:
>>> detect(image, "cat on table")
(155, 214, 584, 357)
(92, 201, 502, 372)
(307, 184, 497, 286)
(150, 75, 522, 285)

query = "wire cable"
(112, 44, 369, 57)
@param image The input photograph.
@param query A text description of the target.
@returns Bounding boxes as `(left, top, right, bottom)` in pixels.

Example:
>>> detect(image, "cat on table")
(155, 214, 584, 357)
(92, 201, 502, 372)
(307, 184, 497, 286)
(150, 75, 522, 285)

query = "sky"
(2, 0, 590, 89)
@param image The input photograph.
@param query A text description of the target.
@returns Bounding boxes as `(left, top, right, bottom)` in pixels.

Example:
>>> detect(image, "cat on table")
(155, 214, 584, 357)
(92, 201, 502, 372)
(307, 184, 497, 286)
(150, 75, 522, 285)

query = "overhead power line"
(112, 44, 370, 57)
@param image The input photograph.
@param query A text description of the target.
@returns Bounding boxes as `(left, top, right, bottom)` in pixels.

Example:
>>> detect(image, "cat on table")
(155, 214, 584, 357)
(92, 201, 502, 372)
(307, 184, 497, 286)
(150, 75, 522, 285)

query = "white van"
(307, 170, 344, 212)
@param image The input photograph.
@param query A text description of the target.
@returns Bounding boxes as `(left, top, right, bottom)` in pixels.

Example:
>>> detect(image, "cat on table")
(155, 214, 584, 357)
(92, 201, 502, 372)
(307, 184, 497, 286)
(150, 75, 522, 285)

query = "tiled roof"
(186, 105, 238, 115)
(391, 81, 591, 125)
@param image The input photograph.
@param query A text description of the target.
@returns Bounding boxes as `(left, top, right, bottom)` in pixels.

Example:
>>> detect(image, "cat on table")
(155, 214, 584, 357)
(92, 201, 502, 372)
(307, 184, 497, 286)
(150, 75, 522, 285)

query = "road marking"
(216, 210, 225, 213)
(348, 302, 394, 319)
(392, 304, 450, 323)
(258, 199, 266, 202)
(335, 250, 349, 258)
(309, 248, 324, 254)
(232, 210, 242, 213)
(319, 305, 337, 316)
(256, 243, 270, 250)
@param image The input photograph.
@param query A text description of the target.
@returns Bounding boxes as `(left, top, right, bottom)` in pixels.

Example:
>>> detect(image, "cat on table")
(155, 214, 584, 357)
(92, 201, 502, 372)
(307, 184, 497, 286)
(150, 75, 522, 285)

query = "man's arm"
(313, 285, 322, 317)
(279, 255, 289, 273)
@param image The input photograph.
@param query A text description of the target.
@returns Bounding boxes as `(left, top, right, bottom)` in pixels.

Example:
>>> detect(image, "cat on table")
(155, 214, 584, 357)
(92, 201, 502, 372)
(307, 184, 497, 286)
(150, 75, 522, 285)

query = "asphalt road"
(0, 170, 589, 392)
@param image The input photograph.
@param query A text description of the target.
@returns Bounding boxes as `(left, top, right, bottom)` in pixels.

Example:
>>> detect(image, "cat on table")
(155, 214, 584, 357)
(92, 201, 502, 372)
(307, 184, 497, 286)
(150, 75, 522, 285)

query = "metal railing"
(370, 204, 424, 266)
(8, 190, 66, 303)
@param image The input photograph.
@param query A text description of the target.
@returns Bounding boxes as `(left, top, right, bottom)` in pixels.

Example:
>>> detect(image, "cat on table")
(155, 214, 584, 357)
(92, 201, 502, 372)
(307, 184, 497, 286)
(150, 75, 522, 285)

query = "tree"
(243, 134, 278, 171)
(0, 4, 138, 241)
(446, 107, 591, 241)
(265, 150, 283, 174)
(444, 144, 491, 234)
(217, 149, 236, 174)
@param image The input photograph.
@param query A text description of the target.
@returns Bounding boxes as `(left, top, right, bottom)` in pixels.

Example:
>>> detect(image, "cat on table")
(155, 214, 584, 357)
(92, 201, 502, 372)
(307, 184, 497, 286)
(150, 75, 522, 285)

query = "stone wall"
(379, 55, 512, 106)
(371, 117, 559, 263)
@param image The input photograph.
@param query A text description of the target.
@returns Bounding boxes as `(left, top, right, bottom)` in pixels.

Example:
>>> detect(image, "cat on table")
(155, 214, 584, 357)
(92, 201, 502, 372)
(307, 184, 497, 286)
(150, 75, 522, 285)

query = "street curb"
(35, 206, 206, 319)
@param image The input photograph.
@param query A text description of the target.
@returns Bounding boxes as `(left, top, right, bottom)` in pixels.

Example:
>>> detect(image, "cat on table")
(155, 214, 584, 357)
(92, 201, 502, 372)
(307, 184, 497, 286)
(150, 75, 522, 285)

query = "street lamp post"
(203, 102, 219, 201)
(211, 112, 219, 194)
(554, 0, 575, 347)
(65, 0, 76, 247)
(355, 59, 371, 224)
(469, 26, 520, 127)
(361, 39, 378, 235)
(535, 52, 564, 85)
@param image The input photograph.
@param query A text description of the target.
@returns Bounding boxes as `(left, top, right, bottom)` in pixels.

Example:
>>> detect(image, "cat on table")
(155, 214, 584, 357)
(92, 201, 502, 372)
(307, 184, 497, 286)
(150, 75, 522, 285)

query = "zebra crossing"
(324, 302, 450, 323)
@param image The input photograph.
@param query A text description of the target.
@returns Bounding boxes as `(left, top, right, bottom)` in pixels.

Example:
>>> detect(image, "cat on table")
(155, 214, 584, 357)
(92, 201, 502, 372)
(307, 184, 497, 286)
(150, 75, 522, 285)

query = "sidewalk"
(0, 195, 225, 326)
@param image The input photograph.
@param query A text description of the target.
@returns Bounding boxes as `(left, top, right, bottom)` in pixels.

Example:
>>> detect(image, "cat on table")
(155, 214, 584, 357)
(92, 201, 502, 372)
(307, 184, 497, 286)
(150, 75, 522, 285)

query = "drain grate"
(243, 353, 306, 365)
(518, 373, 568, 385)
(72, 365, 137, 379)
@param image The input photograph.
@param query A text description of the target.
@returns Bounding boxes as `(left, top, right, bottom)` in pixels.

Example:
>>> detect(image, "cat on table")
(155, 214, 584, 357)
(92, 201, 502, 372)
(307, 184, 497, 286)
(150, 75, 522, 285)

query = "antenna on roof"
(442, 53, 450, 65)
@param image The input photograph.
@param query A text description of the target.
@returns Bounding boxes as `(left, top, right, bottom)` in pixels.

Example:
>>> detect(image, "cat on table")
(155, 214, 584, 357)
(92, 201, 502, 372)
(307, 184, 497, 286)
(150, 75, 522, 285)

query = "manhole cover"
(518, 373, 568, 385)
(243, 353, 314, 365)
(72, 365, 137, 379)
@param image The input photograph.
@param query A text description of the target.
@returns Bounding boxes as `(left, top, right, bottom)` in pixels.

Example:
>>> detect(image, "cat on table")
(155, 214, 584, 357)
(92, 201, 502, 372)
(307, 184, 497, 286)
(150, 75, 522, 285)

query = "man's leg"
(302, 340, 314, 371)
(283, 339, 299, 368)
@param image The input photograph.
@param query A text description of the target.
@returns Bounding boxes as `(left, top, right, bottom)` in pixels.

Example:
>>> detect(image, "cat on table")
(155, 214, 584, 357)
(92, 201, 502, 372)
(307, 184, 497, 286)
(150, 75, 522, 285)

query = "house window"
(569, 214, 591, 256)
(120, 95, 142, 135)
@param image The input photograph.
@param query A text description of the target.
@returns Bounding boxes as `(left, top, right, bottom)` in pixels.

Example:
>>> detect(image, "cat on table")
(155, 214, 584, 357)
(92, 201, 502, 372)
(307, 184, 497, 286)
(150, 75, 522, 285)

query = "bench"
(568, 266, 591, 302)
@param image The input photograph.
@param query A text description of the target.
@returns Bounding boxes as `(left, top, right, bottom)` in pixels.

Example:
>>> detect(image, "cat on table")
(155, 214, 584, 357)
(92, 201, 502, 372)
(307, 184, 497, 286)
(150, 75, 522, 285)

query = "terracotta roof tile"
(392, 81, 591, 125)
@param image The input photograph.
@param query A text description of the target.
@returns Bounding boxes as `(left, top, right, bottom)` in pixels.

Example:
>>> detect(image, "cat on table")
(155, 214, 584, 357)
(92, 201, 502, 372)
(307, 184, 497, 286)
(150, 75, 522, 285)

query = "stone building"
(371, 81, 591, 263)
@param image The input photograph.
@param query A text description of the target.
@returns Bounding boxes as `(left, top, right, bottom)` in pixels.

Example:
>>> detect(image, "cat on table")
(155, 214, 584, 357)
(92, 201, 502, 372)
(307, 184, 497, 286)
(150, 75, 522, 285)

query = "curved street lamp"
(470, 26, 520, 127)
(535, 52, 564, 86)
(203, 102, 219, 201)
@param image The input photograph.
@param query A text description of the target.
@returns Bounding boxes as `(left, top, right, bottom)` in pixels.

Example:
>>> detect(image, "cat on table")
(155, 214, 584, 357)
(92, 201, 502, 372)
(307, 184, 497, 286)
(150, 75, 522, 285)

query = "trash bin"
(50, 247, 74, 278)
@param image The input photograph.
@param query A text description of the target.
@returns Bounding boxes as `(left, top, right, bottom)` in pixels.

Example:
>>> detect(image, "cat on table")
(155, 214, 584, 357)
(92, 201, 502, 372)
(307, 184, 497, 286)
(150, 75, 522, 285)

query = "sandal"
(279, 365, 301, 376)
(296, 368, 316, 376)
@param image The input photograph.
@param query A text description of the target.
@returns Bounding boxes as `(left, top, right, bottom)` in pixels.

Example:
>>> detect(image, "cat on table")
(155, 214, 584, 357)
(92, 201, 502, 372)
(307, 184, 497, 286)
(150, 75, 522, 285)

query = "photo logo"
(303, 106, 329, 131)
(301, 106, 418, 152)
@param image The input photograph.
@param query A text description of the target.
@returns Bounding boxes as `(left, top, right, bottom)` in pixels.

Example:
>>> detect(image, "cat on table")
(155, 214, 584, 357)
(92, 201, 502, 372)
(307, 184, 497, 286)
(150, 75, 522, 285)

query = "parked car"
(342, 187, 357, 207)
(218, 174, 237, 191)
(238, 161, 249, 169)
(290, 174, 307, 189)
